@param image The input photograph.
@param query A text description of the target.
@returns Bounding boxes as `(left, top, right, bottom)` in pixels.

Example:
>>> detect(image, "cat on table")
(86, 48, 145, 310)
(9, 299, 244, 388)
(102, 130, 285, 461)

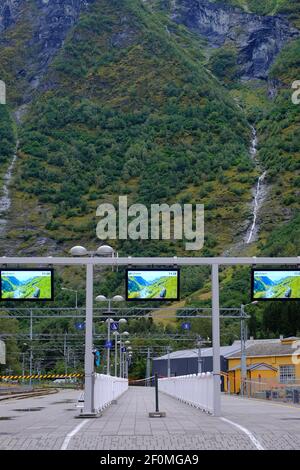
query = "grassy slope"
(4, 0, 256, 257)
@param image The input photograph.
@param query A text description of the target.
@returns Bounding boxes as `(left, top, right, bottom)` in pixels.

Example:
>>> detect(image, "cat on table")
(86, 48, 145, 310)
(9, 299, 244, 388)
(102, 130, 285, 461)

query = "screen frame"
(125, 267, 180, 302)
(251, 267, 300, 302)
(0, 268, 54, 302)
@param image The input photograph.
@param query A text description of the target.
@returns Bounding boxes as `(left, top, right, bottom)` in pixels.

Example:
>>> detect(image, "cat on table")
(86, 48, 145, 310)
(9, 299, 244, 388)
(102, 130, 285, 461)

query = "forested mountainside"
(0, 0, 299, 372)
(0, 0, 298, 258)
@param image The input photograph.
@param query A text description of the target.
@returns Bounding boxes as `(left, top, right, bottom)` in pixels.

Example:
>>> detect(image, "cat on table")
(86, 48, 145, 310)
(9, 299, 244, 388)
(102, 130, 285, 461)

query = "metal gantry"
(1, 255, 299, 416)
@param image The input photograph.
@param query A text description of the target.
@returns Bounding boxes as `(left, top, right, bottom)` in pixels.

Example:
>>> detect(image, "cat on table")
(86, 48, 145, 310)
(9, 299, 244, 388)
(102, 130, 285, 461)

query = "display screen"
(0, 269, 54, 301)
(252, 269, 300, 300)
(126, 269, 180, 301)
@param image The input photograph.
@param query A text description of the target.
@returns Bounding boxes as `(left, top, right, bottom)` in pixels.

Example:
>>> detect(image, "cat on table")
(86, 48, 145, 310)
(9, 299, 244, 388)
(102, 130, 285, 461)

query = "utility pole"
(240, 304, 248, 396)
(107, 315, 111, 376)
(22, 352, 25, 384)
(145, 347, 151, 386)
(197, 336, 203, 374)
(29, 309, 33, 387)
(119, 339, 122, 378)
(114, 332, 118, 377)
(64, 332, 68, 377)
(212, 264, 221, 417)
(167, 346, 171, 378)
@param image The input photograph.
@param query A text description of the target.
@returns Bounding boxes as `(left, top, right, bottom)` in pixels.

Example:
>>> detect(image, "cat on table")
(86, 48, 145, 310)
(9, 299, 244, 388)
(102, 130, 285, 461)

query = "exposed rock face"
(0, 0, 22, 33)
(170, 0, 299, 79)
(31, 1, 94, 81)
(0, 0, 94, 97)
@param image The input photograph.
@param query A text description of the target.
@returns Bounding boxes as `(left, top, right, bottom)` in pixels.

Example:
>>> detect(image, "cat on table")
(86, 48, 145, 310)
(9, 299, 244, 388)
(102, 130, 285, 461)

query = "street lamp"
(69, 243, 116, 416)
(112, 319, 127, 377)
(96, 294, 125, 375)
(61, 287, 78, 309)
(240, 302, 258, 396)
(70, 244, 115, 257)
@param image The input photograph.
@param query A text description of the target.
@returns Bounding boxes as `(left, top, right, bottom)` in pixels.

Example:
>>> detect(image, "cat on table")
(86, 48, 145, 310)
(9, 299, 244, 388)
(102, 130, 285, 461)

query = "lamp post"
(196, 336, 210, 374)
(240, 302, 258, 396)
(70, 243, 115, 415)
(126, 346, 132, 378)
(167, 346, 172, 378)
(95, 294, 124, 376)
(197, 336, 203, 375)
(119, 331, 129, 378)
(61, 287, 78, 309)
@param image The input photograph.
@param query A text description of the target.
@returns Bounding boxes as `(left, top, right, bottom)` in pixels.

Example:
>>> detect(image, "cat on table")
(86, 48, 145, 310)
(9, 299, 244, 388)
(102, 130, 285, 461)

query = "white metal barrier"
(158, 372, 214, 414)
(93, 374, 128, 413)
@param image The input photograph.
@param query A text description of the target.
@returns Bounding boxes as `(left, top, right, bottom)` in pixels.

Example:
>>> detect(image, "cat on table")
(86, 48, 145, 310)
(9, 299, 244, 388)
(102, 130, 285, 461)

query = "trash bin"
(266, 390, 271, 400)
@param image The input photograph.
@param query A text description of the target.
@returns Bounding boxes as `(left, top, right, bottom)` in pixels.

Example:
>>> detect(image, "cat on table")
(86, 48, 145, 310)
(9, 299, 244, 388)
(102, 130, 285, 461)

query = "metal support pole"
(240, 304, 247, 396)
(115, 333, 118, 377)
(122, 350, 125, 378)
(197, 337, 202, 374)
(83, 263, 95, 415)
(145, 347, 151, 386)
(167, 346, 171, 378)
(119, 339, 122, 378)
(64, 332, 67, 377)
(107, 318, 111, 376)
(22, 353, 25, 383)
(212, 264, 221, 417)
(155, 373, 159, 412)
(29, 309, 33, 387)
(125, 354, 128, 379)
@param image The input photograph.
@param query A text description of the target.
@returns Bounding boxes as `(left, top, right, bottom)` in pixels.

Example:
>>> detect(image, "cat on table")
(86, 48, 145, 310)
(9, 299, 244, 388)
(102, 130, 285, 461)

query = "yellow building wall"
(228, 355, 300, 394)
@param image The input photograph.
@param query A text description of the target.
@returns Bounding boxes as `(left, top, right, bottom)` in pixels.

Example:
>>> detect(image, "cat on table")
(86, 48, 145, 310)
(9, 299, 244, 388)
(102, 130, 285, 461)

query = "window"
(279, 365, 295, 384)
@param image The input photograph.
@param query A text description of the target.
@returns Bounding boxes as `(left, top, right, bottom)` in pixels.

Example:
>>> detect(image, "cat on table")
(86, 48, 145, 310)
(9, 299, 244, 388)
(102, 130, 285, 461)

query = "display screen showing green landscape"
(253, 270, 300, 300)
(127, 270, 179, 300)
(1, 270, 53, 300)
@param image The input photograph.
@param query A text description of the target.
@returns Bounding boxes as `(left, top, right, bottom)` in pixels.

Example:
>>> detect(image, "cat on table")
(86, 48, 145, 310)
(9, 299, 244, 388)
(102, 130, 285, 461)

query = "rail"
(159, 372, 214, 414)
(93, 374, 128, 413)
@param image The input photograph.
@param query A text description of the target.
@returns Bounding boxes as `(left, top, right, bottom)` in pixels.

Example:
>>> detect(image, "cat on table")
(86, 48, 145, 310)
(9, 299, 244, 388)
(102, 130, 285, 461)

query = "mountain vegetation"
(0, 0, 299, 376)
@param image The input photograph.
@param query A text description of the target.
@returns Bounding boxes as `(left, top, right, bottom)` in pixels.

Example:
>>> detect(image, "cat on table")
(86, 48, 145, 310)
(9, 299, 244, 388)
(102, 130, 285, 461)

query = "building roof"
(227, 339, 300, 359)
(153, 337, 300, 362)
(153, 344, 241, 361)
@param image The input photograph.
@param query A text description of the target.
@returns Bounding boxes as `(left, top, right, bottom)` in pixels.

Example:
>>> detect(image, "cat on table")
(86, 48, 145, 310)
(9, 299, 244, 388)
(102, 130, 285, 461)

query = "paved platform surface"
(0, 387, 300, 450)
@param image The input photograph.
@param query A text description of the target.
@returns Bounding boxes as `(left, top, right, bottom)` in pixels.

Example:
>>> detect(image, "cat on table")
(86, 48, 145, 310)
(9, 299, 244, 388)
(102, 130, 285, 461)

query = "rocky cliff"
(0, 0, 94, 99)
(169, 0, 299, 79)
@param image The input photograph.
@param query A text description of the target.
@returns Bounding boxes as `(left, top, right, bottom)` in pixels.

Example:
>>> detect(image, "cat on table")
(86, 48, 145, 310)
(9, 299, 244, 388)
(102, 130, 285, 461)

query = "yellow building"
(227, 337, 300, 394)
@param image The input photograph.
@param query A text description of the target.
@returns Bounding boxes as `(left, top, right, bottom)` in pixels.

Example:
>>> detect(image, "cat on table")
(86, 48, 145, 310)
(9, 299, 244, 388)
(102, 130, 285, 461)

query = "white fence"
(158, 372, 214, 414)
(93, 374, 128, 413)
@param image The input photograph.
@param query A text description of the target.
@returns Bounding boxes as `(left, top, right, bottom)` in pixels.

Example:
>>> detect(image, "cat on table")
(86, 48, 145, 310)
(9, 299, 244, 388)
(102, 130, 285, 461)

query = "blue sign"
(181, 322, 191, 331)
(75, 322, 85, 331)
(121, 346, 127, 353)
(110, 322, 119, 331)
(105, 340, 113, 349)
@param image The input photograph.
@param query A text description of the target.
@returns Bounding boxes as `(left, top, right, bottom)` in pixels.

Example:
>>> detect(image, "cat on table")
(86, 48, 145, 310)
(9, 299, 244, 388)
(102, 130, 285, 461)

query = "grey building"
(152, 344, 241, 390)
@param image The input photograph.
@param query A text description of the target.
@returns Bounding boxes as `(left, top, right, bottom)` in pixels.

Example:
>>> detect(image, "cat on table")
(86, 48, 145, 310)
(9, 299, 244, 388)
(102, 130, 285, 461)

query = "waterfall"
(245, 127, 267, 244)
(0, 142, 18, 236)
